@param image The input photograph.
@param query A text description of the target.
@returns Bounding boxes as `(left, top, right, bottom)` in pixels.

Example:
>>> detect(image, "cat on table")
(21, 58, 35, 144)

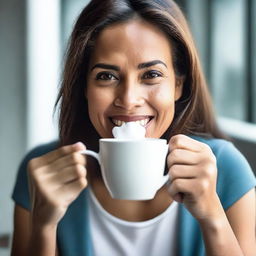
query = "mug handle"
(80, 149, 100, 163)
(157, 146, 170, 189)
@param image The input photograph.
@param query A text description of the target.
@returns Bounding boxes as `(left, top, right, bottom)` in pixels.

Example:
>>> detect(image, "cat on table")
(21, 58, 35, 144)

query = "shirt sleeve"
(215, 141, 256, 210)
(12, 141, 58, 210)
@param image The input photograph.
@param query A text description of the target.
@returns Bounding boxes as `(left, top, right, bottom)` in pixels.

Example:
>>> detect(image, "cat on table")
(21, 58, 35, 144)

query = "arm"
(11, 205, 59, 256)
(11, 205, 30, 256)
(199, 189, 256, 256)
(11, 142, 87, 256)
(226, 189, 255, 255)
(167, 135, 256, 256)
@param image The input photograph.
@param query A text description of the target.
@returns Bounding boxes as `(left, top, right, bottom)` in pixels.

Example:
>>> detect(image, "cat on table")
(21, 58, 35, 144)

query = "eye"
(142, 70, 163, 80)
(96, 72, 118, 81)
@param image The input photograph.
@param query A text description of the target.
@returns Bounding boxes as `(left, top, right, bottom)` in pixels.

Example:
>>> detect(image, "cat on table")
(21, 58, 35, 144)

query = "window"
(211, 0, 246, 121)
(181, 0, 256, 140)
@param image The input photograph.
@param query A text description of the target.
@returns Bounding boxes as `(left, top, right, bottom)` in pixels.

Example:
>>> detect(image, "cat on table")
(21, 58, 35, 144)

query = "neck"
(90, 177, 173, 222)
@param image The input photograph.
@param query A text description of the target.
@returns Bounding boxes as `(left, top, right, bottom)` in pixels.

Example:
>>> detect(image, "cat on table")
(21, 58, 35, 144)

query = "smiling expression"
(86, 18, 183, 138)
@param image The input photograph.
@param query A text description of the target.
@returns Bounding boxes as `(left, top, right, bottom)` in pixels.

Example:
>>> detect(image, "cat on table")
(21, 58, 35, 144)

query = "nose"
(114, 81, 145, 110)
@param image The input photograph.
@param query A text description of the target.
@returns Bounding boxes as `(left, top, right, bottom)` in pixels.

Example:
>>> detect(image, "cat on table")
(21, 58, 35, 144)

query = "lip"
(109, 115, 153, 122)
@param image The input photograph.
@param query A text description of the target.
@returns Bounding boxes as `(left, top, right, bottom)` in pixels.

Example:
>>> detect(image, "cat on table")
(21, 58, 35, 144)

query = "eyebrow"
(138, 60, 167, 69)
(90, 60, 167, 72)
(90, 63, 120, 71)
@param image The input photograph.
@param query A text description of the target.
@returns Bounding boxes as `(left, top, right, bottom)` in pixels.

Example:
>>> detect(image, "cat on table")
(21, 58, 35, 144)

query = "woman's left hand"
(167, 134, 222, 221)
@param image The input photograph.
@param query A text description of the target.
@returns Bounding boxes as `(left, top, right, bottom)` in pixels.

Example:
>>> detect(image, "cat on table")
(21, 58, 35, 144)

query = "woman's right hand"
(27, 142, 88, 227)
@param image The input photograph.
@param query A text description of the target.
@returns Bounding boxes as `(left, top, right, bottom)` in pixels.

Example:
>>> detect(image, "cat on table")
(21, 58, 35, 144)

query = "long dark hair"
(56, 0, 227, 149)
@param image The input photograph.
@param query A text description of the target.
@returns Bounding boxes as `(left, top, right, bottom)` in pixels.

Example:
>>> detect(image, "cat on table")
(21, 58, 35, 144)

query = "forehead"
(90, 18, 173, 66)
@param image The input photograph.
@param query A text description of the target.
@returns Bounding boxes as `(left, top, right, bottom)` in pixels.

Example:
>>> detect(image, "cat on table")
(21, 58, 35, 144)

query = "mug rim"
(99, 138, 167, 143)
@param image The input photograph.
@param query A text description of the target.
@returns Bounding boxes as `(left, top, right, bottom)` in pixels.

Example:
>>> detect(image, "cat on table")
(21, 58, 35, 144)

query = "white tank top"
(88, 188, 179, 256)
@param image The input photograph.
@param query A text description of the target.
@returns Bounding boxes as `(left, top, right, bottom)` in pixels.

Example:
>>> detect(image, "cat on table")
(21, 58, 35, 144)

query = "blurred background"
(0, 0, 255, 254)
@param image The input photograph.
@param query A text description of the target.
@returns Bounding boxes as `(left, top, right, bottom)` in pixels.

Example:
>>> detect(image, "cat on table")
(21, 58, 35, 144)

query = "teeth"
(112, 119, 125, 126)
(140, 118, 149, 126)
(112, 118, 150, 127)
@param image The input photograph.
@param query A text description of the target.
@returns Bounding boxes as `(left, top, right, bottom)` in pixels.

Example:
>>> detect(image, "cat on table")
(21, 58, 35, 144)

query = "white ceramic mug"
(81, 138, 169, 200)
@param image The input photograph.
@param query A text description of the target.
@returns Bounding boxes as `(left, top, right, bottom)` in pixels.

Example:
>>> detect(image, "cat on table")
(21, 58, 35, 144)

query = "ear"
(174, 76, 184, 101)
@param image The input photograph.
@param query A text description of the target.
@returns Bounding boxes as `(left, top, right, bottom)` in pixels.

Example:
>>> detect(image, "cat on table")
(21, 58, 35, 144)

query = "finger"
(56, 177, 87, 204)
(173, 193, 184, 203)
(167, 148, 199, 167)
(38, 142, 86, 165)
(168, 178, 196, 200)
(168, 177, 212, 204)
(168, 164, 197, 180)
(169, 134, 206, 152)
(48, 152, 87, 172)
(49, 164, 87, 185)
(28, 150, 87, 189)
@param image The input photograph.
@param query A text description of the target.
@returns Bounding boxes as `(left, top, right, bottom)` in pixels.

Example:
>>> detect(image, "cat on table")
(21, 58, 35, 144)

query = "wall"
(0, 0, 27, 254)
(0, 0, 61, 254)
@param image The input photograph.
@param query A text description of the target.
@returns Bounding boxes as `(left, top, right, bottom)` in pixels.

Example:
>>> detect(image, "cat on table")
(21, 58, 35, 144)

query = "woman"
(11, 0, 256, 255)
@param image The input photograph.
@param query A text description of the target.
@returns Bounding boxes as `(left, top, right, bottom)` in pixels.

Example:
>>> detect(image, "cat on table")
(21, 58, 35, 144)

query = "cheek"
(86, 87, 113, 123)
(149, 83, 175, 110)
(87, 87, 105, 108)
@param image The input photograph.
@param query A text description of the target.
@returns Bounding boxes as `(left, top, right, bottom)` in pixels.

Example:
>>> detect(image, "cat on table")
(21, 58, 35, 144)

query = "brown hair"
(56, 0, 226, 149)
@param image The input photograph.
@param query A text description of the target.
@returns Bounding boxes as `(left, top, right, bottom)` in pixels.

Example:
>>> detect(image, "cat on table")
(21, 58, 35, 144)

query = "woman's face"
(86, 19, 183, 138)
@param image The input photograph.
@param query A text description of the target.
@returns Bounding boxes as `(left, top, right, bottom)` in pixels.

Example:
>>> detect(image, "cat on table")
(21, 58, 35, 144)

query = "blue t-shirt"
(12, 137, 256, 256)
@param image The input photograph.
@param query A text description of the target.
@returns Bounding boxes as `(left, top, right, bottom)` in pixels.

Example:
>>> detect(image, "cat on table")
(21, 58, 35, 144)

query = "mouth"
(109, 115, 154, 127)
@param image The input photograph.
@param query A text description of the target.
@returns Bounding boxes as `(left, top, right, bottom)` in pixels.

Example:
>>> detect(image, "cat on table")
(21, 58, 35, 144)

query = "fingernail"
(74, 142, 86, 149)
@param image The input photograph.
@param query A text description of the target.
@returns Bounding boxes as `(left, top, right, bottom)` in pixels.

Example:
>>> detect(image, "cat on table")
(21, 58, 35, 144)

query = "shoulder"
(18, 140, 60, 182)
(23, 140, 60, 161)
(191, 136, 248, 166)
(18, 140, 60, 177)
(191, 136, 232, 153)
(192, 136, 256, 209)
